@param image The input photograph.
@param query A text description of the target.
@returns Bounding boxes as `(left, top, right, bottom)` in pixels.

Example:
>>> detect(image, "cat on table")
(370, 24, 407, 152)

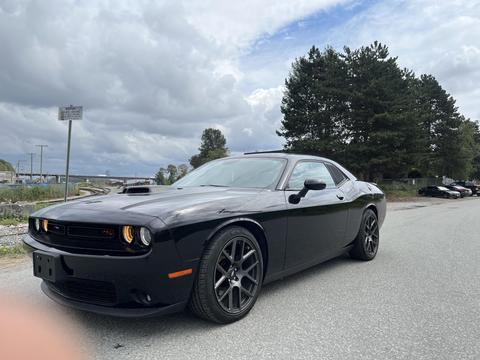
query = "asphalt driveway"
(1, 198, 479, 359)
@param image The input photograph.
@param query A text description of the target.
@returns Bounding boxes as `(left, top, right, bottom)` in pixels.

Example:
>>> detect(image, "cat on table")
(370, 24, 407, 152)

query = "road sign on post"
(58, 106, 83, 121)
(59, 105, 83, 202)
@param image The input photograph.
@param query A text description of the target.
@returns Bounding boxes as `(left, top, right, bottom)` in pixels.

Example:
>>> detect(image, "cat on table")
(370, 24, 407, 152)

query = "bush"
(378, 181, 418, 200)
(0, 185, 79, 203)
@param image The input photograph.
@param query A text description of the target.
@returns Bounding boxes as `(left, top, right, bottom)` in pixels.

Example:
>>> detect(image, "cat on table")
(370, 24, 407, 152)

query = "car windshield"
(173, 157, 286, 189)
(437, 186, 449, 191)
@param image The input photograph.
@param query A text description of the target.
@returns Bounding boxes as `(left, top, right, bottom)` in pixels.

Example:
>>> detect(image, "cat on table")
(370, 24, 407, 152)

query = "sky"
(0, 0, 479, 177)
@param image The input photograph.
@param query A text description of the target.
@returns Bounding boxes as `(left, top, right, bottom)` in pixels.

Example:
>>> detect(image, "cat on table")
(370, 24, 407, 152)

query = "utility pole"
(16, 160, 26, 182)
(64, 120, 72, 201)
(28, 152, 35, 181)
(36, 144, 48, 183)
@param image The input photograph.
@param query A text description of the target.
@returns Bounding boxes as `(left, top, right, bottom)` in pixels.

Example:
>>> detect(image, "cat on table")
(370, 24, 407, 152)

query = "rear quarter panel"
(343, 181, 386, 243)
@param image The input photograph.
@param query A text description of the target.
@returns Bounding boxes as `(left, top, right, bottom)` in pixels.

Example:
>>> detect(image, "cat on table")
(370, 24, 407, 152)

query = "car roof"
(242, 152, 324, 160)
(228, 152, 357, 181)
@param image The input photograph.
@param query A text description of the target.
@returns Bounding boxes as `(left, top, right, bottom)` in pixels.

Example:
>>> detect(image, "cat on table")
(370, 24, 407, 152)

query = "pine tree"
(190, 128, 228, 168)
(278, 42, 478, 181)
(278, 46, 349, 158)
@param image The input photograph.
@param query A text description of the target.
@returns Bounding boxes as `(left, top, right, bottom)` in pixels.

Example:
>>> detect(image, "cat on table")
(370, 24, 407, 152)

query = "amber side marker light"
(168, 268, 193, 279)
(42, 219, 48, 232)
(122, 225, 135, 244)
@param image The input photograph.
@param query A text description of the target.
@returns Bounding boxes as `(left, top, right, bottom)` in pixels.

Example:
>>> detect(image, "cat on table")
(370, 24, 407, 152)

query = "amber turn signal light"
(168, 268, 193, 279)
(122, 225, 134, 244)
(42, 219, 48, 232)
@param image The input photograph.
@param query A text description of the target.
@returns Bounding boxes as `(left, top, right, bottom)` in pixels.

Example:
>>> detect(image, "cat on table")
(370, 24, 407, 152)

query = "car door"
(284, 160, 348, 270)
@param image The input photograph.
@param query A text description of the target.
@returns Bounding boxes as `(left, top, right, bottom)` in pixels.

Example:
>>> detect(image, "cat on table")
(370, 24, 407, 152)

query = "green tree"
(342, 42, 423, 179)
(190, 128, 228, 168)
(177, 164, 189, 179)
(167, 164, 178, 184)
(278, 46, 349, 158)
(278, 42, 477, 181)
(416, 74, 472, 178)
(0, 159, 14, 172)
(470, 122, 480, 179)
(154, 167, 168, 185)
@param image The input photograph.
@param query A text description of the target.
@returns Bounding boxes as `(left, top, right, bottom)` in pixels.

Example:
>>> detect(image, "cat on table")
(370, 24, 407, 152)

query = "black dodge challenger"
(24, 153, 386, 323)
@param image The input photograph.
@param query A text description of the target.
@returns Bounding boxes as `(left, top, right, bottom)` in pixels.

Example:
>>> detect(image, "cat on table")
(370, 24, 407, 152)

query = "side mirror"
(288, 179, 326, 204)
(304, 179, 327, 191)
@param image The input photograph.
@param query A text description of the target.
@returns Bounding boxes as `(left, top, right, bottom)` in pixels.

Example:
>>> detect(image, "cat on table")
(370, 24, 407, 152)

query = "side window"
(325, 163, 348, 186)
(287, 162, 336, 190)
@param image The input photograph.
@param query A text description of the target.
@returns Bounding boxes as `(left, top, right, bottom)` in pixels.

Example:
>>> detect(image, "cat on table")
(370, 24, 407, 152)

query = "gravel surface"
(0, 224, 28, 247)
(1, 198, 479, 359)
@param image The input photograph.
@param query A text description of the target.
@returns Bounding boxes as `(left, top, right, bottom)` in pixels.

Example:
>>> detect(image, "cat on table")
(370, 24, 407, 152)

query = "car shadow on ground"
(69, 253, 361, 342)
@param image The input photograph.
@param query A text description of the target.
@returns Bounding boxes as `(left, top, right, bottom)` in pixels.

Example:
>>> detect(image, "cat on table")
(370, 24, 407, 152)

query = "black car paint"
(418, 186, 460, 198)
(24, 154, 386, 317)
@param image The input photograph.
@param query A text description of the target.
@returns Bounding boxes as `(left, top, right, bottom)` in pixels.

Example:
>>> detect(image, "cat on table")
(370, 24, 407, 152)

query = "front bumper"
(23, 233, 198, 317)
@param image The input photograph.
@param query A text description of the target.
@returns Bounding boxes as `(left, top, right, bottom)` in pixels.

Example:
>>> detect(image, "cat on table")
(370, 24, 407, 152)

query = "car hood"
(33, 187, 266, 225)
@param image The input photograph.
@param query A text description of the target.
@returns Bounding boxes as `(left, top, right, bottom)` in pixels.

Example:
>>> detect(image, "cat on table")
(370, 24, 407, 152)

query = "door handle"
(336, 194, 344, 200)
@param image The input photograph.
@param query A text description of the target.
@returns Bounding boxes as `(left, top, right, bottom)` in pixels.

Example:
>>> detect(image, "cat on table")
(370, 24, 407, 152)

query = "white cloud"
(326, 0, 480, 120)
(0, 0, 346, 175)
(0, 0, 478, 176)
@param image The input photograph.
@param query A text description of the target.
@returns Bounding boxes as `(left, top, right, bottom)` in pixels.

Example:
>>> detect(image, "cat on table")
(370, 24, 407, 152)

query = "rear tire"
(349, 209, 379, 261)
(188, 226, 263, 323)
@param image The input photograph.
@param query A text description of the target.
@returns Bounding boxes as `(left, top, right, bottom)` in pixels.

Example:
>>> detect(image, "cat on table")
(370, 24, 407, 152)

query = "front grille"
(48, 279, 117, 305)
(67, 225, 115, 239)
(29, 219, 148, 256)
(48, 223, 65, 235)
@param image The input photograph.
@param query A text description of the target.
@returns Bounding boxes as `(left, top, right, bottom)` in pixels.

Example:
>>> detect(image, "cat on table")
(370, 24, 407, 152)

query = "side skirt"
(263, 245, 353, 285)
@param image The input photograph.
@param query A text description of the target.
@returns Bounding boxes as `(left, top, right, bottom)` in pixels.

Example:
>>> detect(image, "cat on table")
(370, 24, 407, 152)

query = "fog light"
(122, 225, 134, 244)
(139, 227, 152, 246)
(42, 219, 48, 232)
(34, 218, 40, 231)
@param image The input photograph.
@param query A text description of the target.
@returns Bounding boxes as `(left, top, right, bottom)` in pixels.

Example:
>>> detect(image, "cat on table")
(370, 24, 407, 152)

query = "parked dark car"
(451, 181, 480, 196)
(445, 185, 472, 197)
(24, 154, 386, 323)
(418, 185, 460, 199)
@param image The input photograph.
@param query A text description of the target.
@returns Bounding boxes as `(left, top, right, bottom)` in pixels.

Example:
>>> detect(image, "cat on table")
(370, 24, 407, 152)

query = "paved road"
(1, 198, 479, 359)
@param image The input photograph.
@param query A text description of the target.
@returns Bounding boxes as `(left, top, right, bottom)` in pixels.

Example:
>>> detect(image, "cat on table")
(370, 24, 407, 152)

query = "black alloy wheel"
(214, 236, 261, 314)
(363, 211, 379, 257)
(189, 226, 263, 323)
(350, 209, 379, 261)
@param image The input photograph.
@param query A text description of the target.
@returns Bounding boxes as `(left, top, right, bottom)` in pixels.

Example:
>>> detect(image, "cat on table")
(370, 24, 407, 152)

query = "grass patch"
(0, 185, 79, 203)
(33, 202, 53, 210)
(0, 244, 27, 258)
(384, 189, 418, 201)
(0, 203, 55, 225)
(0, 217, 28, 226)
(378, 182, 420, 201)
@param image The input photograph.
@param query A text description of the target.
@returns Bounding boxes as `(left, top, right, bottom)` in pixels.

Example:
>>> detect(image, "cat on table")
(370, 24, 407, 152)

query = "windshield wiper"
(199, 184, 229, 188)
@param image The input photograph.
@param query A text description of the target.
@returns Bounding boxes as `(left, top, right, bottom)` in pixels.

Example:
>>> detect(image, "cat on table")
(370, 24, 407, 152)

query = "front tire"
(349, 209, 379, 261)
(189, 226, 263, 323)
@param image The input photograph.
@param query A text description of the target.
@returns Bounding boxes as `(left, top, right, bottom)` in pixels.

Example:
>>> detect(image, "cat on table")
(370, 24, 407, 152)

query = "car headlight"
(139, 227, 152, 246)
(122, 225, 135, 244)
(42, 219, 48, 232)
(34, 218, 40, 232)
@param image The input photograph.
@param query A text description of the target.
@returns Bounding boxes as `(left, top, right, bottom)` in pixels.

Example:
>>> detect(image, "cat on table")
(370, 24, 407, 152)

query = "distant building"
(0, 171, 15, 183)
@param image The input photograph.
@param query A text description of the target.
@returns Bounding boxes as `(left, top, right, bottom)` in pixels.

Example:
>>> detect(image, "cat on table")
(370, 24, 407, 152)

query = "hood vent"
(120, 185, 170, 194)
